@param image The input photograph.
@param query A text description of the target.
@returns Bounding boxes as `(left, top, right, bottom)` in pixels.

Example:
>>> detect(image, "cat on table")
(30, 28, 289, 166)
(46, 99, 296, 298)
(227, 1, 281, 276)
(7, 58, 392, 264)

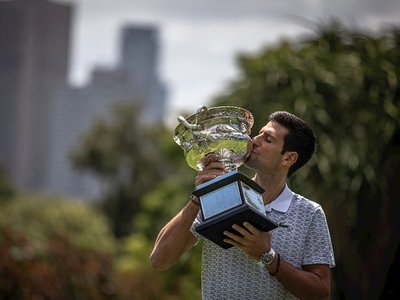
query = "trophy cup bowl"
(174, 105, 277, 249)
(173, 105, 253, 171)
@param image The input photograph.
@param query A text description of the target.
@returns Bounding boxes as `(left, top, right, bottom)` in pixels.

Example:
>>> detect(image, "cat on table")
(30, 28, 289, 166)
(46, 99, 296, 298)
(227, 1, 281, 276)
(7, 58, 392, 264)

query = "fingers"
(223, 229, 243, 241)
(223, 224, 253, 246)
(222, 225, 256, 250)
(223, 231, 243, 248)
(195, 162, 226, 186)
(242, 222, 263, 235)
(195, 172, 221, 186)
(202, 161, 225, 170)
(223, 223, 273, 260)
(230, 222, 260, 237)
(223, 238, 239, 248)
(231, 224, 252, 238)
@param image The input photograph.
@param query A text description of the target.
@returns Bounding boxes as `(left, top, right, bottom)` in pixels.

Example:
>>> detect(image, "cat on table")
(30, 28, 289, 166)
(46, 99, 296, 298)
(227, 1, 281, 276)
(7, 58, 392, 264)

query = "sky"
(62, 0, 400, 123)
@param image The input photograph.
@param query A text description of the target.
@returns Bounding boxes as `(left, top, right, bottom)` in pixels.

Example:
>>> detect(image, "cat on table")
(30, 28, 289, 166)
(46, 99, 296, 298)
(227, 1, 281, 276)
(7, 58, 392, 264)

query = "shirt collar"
(264, 184, 293, 213)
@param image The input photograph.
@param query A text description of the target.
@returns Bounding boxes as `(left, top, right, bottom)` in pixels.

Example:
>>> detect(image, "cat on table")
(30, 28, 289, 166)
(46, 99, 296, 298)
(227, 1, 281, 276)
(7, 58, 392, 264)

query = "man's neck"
(253, 172, 287, 205)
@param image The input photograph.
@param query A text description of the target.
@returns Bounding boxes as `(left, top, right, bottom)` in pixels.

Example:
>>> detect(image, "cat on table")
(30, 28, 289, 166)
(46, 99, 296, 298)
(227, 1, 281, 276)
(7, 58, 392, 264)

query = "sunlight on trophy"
(174, 105, 277, 249)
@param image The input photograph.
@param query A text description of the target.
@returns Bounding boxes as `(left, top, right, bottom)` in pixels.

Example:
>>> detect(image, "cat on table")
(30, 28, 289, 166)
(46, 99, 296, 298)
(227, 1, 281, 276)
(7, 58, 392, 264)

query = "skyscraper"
(0, 0, 167, 198)
(46, 25, 167, 198)
(0, 0, 72, 192)
(118, 25, 167, 122)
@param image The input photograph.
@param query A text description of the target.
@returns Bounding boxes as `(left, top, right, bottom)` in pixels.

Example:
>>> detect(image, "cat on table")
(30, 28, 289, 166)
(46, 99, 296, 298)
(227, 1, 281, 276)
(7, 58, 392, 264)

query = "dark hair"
(268, 111, 316, 177)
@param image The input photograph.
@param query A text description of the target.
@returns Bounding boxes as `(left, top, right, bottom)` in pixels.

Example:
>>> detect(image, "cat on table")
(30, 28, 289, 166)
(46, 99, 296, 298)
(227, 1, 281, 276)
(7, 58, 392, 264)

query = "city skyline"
(0, 0, 167, 197)
(65, 0, 400, 123)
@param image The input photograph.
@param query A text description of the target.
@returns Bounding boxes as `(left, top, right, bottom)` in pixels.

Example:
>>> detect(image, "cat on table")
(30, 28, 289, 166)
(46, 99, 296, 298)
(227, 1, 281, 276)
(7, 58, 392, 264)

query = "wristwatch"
(258, 248, 276, 267)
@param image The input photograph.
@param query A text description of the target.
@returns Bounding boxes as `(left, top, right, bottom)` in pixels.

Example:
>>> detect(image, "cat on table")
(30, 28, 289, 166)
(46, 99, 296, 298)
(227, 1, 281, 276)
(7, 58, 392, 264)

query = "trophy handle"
(196, 105, 208, 114)
(177, 116, 201, 130)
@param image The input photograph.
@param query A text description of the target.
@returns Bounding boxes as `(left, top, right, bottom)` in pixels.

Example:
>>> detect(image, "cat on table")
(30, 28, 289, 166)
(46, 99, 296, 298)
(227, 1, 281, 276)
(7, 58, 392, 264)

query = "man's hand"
(195, 161, 226, 187)
(223, 222, 272, 260)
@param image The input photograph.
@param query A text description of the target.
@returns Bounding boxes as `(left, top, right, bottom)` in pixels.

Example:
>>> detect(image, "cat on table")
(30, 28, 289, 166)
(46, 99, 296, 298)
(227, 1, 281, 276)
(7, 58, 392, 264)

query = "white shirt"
(265, 184, 293, 213)
(191, 186, 335, 300)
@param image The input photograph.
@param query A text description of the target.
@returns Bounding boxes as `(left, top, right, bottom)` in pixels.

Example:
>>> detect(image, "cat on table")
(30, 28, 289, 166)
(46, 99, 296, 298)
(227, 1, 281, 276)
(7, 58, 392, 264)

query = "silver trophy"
(174, 105, 277, 249)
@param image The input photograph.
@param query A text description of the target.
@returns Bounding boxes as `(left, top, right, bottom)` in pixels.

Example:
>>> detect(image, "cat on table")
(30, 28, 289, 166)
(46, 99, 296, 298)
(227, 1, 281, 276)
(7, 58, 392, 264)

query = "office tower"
(119, 25, 167, 122)
(47, 25, 167, 198)
(0, 0, 72, 192)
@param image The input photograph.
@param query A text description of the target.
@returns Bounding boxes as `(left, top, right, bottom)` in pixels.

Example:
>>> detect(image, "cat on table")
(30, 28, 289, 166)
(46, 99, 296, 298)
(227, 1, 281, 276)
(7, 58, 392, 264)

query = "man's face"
(245, 121, 289, 173)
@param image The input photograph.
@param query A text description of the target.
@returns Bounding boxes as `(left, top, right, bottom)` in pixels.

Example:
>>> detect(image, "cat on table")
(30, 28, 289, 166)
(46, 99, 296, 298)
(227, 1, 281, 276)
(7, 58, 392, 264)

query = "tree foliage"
(62, 22, 400, 299)
(0, 166, 14, 203)
(68, 101, 201, 298)
(0, 196, 117, 299)
(0, 196, 116, 254)
(213, 22, 400, 299)
(70, 102, 176, 237)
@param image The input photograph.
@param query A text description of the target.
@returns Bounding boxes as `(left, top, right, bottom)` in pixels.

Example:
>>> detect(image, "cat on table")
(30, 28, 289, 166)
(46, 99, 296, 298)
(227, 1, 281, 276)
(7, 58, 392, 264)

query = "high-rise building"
(0, 0, 167, 198)
(118, 25, 167, 122)
(46, 25, 167, 198)
(0, 0, 72, 192)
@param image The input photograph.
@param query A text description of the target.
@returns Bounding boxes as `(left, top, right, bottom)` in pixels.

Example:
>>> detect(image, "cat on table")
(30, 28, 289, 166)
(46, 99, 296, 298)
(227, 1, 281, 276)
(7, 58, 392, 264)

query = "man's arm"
(275, 261, 331, 300)
(224, 222, 331, 299)
(149, 199, 199, 271)
(150, 161, 226, 271)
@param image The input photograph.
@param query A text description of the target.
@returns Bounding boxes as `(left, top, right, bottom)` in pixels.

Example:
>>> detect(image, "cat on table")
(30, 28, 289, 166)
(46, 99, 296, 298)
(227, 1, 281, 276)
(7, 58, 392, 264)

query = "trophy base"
(193, 170, 278, 249)
(195, 204, 277, 249)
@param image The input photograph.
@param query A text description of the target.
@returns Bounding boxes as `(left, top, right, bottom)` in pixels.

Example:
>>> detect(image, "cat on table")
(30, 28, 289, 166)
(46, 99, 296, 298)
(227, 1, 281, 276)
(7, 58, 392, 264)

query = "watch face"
(260, 249, 275, 266)
(261, 253, 274, 265)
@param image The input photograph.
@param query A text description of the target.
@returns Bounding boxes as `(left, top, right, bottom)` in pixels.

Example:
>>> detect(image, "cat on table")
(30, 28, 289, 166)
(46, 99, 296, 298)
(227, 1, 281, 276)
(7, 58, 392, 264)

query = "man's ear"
(282, 151, 298, 167)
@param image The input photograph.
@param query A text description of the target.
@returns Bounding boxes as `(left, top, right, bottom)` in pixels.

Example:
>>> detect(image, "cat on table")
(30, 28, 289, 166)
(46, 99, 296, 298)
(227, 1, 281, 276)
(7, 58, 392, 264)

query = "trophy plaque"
(174, 105, 277, 249)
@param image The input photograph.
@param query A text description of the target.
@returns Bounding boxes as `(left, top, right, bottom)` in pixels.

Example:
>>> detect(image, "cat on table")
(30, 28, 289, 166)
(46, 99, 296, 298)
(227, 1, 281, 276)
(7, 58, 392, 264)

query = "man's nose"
(252, 134, 261, 145)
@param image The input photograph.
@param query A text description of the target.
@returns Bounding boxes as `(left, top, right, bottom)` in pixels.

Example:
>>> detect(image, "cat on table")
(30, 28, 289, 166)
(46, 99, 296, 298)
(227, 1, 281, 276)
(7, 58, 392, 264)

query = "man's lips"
(247, 140, 254, 152)
(244, 140, 255, 162)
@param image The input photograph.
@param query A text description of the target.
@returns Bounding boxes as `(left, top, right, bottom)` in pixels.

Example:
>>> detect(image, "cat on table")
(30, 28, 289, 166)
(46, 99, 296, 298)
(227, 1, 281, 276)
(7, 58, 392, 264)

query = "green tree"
(0, 196, 115, 254)
(0, 166, 14, 203)
(65, 22, 400, 299)
(0, 196, 117, 299)
(70, 102, 175, 238)
(69, 101, 201, 298)
(213, 22, 400, 299)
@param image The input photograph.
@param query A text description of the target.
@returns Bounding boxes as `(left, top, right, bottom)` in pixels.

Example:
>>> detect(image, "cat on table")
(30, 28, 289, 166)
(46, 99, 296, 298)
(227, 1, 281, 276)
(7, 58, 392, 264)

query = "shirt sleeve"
(302, 205, 336, 268)
(190, 211, 203, 241)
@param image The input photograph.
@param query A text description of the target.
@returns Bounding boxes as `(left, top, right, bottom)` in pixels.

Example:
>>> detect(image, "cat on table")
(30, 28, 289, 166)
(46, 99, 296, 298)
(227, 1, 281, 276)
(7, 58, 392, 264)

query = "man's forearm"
(274, 257, 331, 299)
(150, 199, 199, 270)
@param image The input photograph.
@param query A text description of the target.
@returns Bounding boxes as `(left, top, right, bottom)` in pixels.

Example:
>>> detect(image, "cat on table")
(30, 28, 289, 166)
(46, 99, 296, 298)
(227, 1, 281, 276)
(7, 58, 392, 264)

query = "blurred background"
(0, 0, 399, 299)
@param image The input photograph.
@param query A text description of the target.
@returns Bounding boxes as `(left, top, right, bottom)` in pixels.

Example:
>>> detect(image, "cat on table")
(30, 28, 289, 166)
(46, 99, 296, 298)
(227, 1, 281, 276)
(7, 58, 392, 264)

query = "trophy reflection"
(174, 106, 277, 249)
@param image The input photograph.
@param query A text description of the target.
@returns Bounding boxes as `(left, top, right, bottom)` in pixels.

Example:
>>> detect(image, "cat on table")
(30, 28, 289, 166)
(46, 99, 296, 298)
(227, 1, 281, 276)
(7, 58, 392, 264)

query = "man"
(150, 111, 335, 299)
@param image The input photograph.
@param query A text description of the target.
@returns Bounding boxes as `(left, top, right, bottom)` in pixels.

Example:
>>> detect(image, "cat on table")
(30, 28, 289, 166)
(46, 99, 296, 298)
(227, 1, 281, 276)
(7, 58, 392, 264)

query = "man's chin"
(243, 155, 255, 169)
(243, 152, 251, 164)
